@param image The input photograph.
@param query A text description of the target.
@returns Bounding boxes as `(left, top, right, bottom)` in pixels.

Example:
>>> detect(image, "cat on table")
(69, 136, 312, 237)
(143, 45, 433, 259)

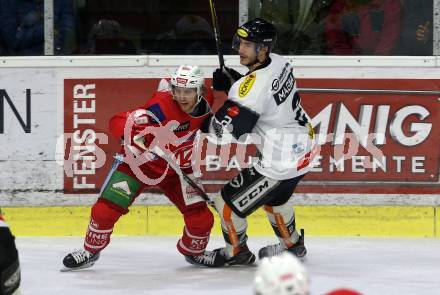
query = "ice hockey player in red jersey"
(0, 210, 21, 295)
(62, 65, 226, 270)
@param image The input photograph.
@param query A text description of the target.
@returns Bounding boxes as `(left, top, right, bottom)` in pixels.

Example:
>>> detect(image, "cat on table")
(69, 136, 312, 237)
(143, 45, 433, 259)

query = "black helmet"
(232, 18, 277, 52)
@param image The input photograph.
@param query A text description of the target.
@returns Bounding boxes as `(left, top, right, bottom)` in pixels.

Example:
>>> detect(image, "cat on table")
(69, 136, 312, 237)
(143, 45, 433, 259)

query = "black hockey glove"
(212, 67, 242, 92)
(0, 227, 21, 295)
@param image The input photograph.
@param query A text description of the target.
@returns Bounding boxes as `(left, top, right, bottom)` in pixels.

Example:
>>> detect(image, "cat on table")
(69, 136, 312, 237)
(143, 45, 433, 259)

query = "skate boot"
(258, 229, 307, 259)
(185, 250, 226, 267)
(214, 243, 256, 266)
(61, 249, 100, 271)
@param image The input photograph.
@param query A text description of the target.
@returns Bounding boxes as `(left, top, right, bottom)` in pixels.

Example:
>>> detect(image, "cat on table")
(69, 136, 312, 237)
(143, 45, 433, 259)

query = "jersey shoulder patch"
(146, 103, 166, 123)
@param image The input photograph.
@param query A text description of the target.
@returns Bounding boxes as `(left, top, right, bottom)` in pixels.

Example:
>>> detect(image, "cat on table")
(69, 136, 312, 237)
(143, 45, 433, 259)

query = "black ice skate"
(185, 250, 226, 267)
(258, 229, 307, 259)
(213, 244, 256, 266)
(61, 249, 100, 272)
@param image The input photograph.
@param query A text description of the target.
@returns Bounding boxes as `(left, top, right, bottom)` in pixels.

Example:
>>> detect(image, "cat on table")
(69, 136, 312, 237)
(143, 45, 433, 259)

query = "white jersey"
(227, 53, 316, 180)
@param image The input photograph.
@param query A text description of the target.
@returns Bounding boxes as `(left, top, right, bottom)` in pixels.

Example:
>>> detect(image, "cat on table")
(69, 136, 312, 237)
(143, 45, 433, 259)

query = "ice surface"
(16, 236, 440, 295)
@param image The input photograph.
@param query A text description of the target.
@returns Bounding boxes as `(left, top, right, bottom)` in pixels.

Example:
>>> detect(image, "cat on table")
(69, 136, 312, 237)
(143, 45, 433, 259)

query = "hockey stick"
(152, 146, 213, 205)
(208, 0, 225, 69)
(131, 134, 212, 204)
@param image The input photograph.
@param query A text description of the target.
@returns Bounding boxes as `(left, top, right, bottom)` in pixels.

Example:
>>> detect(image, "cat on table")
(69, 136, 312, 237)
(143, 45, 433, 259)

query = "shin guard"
(214, 195, 248, 258)
(263, 204, 299, 249)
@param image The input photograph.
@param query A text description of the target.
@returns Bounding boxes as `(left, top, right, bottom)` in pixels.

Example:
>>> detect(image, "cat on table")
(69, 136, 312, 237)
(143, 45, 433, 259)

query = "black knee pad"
(265, 173, 305, 207)
(221, 167, 281, 218)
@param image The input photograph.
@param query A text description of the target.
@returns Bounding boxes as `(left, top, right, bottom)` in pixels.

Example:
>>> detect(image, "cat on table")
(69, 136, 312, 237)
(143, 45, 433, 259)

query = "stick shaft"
(154, 147, 211, 203)
(208, 0, 225, 68)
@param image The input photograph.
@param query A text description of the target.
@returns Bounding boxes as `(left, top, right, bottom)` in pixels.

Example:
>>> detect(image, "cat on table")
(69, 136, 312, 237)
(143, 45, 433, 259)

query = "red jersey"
(109, 86, 213, 176)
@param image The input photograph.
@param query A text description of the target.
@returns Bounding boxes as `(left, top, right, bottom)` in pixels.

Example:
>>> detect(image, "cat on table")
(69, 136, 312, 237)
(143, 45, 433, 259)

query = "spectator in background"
(0, 0, 76, 55)
(82, 19, 137, 54)
(259, 0, 333, 55)
(397, 0, 432, 55)
(325, 0, 402, 55)
(0, 35, 7, 55)
(152, 15, 217, 55)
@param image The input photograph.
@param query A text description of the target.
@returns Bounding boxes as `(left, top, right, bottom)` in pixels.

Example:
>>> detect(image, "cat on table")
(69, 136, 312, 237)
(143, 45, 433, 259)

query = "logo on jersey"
(173, 145, 193, 168)
(271, 79, 280, 91)
(273, 72, 295, 105)
(239, 74, 256, 98)
(170, 121, 190, 132)
(112, 181, 132, 196)
(306, 122, 315, 139)
(271, 63, 290, 92)
(227, 105, 240, 117)
(237, 28, 248, 38)
(292, 143, 305, 154)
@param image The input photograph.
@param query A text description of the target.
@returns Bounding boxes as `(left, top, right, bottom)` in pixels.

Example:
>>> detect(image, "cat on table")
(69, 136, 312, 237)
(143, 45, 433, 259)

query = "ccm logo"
(233, 179, 272, 210)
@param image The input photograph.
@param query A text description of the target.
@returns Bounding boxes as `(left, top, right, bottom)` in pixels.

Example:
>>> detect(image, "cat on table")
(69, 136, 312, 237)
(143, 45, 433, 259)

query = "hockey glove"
(124, 109, 153, 151)
(212, 67, 242, 92)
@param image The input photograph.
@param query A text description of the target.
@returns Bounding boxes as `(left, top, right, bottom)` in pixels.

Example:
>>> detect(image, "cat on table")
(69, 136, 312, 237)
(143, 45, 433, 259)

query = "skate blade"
(60, 262, 95, 272)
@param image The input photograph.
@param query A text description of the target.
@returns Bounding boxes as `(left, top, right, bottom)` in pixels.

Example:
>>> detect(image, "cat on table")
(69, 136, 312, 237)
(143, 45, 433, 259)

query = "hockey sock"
(264, 204, 300, 249)
(214, 195, 248, 258)
(84, 199, 123, 253)
(177, 206, 213, 256)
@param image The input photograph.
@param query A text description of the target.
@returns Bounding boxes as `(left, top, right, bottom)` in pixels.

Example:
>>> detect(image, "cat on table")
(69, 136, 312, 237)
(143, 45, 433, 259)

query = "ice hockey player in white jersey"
(193, 18, 317, 266)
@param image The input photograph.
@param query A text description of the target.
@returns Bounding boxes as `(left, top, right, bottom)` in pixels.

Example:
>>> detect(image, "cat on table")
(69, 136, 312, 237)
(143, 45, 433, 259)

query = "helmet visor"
(232, 34, 241, 52)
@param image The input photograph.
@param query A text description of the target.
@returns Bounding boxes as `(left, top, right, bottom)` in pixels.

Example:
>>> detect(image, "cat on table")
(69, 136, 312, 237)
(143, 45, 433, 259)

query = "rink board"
(1, 56, 440, 209)
(1, 56, 440, 241)
(2, 205, 438, 238)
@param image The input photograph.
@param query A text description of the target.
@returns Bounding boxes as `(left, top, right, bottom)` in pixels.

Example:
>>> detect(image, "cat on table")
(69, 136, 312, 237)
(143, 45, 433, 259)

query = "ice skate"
(213, 243, 256, 266)
(61, 249, 100, 272)
(258, 229, 307, 259)
(185, 250, 226, 267)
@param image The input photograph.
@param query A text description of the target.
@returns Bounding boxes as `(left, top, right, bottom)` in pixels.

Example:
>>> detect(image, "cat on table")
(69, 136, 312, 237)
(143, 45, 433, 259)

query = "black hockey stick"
(208, 0, 225, 69)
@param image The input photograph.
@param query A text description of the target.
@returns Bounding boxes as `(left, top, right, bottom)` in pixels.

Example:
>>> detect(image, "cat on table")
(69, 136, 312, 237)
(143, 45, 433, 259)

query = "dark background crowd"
(0, 0, 433, 56)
